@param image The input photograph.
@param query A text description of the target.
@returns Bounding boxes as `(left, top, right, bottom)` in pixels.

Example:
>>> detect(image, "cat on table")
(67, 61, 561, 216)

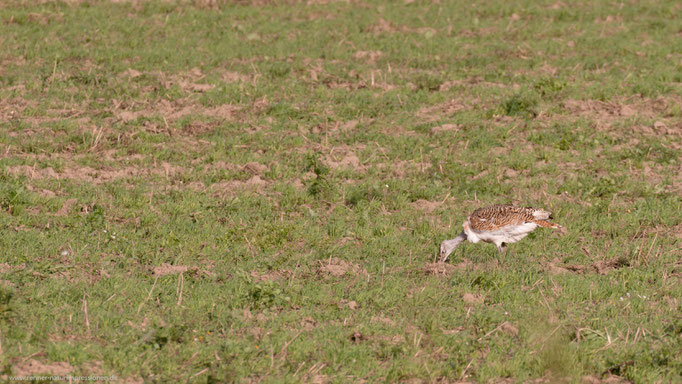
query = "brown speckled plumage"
(439, 204, 564, 262)
(467, 204, 558, 231)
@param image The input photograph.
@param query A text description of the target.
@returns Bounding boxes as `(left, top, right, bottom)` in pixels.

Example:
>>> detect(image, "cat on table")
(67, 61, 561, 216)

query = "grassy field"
(1, 0, 681, 382)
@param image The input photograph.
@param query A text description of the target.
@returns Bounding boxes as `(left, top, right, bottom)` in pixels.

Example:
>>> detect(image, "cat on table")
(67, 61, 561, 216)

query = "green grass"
(1, 0, 681, 382)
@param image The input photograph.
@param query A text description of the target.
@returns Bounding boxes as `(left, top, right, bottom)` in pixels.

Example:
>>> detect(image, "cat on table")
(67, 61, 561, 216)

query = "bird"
(439, 204, 564, 262)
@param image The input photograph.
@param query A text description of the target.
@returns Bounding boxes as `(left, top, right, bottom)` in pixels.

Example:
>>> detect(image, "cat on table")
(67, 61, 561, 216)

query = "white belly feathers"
(463, 221, 537, 246)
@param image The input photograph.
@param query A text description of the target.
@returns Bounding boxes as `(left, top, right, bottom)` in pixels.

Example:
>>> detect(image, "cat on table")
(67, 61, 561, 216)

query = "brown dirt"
(204, 161, 238, 171)
(422, 260, 472, 275)
(177, 79, 214, 93)
(115, 98, 240, 124)
(672, 224, 682, 239)
(418, 99, 472, 122)
(438, 80, 467, 91)
(119, 376, 145, 384)
(338, 299, 358, 310)
(582, 374, 632, 383)
(592, 258, 629, 275)
(120, 68, 142, 78)
(7, 163, 189, 184)
(39, 189, 57, 198)
(349, 331, 366, 343)
(462, 293, 484, 305)
(0, 263, 25, 273)
(546, 258, 628, 275)
(221, 70, 251, 83)
(0, 263, 12, 273)
(209, 175, 268, 196)
(352, 50, 382, 63)
(439, 76, 506, 91)
(384, 160, 432, 178)
(339, 120, 359, 132)
(310, 374, 329, 384)
(442, 327, 465, 335)
(546, 259, 588, 275)
(56, 198, 78, 216)
(371, 316, 396, 326)
(301, 317, 317, 330)
(12, 359, 74, 376)
(81, 361, 104, 376)
(499, 322, 519, 336)
(430, 123, 461, 134)
(152, 263, 190, 277)
(242, 162, 268, 175)
(326, 151, 361, 170)
(373, 334, 405, 346)
(203, 161, 269, 175)
(182, 120, 220, 136)
(317, 257, 368, 278)
(250, 270, 288, 282)
(562, 96, 680, 133)
(411, 199, 441, 213)
(367, 18, 409, 34)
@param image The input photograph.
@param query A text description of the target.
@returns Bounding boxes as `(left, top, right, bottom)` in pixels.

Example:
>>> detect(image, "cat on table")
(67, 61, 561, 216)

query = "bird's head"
(439, 241, 455, 262)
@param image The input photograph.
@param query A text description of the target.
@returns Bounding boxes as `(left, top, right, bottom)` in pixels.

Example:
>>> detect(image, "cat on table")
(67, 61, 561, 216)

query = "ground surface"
(0, 0, 681, 382)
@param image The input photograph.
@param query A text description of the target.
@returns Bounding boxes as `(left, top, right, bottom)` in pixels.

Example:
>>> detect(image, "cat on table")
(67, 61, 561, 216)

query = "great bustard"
(439, 204, 564, 262)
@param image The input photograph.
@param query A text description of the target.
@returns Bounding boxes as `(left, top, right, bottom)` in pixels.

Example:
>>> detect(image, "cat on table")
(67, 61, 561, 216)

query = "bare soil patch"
(204, 161, 269, 175)
(301, 317, 317, 330)
(56, 198, 78, 216)
(672, 224, 682, 239)
(378, 160, 432, 178)
(338, 299, 359, 310)
(439, 76, 506, 91)
(317, 257, 368, 278)
(349, 331, 367, 343)
(592, 258, 629, 275)
(81, 361, 104, 376)
(208, 175, 268, 196)
(562, 96, 680, 133)
(373, 334, 405, 346)
(0, 263, 12, 274)
(152, 263, 190, 277)
(0, 263, 26, 273)
(250, 270, 289, 282)
(242, 162, 269, 175)
(582, 374, 632, 383)
(546, 258, 588, 275)
(221, 70, 252, 83)
(442, 327, 465, 335)
(422, 260, 472, 276)
(411, 199, 442, 213)
(367, 18, 409, 34)
(325, 146, 365, 171)
(115, 99, 240, 125)
(7, 163, 189, 185)
(352, 50, 383, 63)
(418, 99, 472, 122)
(430, 123, 461, 134)
(371, 316, 396, 326)
(462, 293, 484, 305)
(499, 321, 519, 337)
(546, 257, 629, 275)
(12, 359, 73, 376)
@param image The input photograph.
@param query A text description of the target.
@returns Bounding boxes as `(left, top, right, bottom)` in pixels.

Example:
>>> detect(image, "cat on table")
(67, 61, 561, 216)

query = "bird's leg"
(497, 243, 508, 257)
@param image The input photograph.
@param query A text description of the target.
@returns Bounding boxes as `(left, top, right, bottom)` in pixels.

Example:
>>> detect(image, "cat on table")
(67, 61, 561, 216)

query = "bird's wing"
(468, 205, 553, 231)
